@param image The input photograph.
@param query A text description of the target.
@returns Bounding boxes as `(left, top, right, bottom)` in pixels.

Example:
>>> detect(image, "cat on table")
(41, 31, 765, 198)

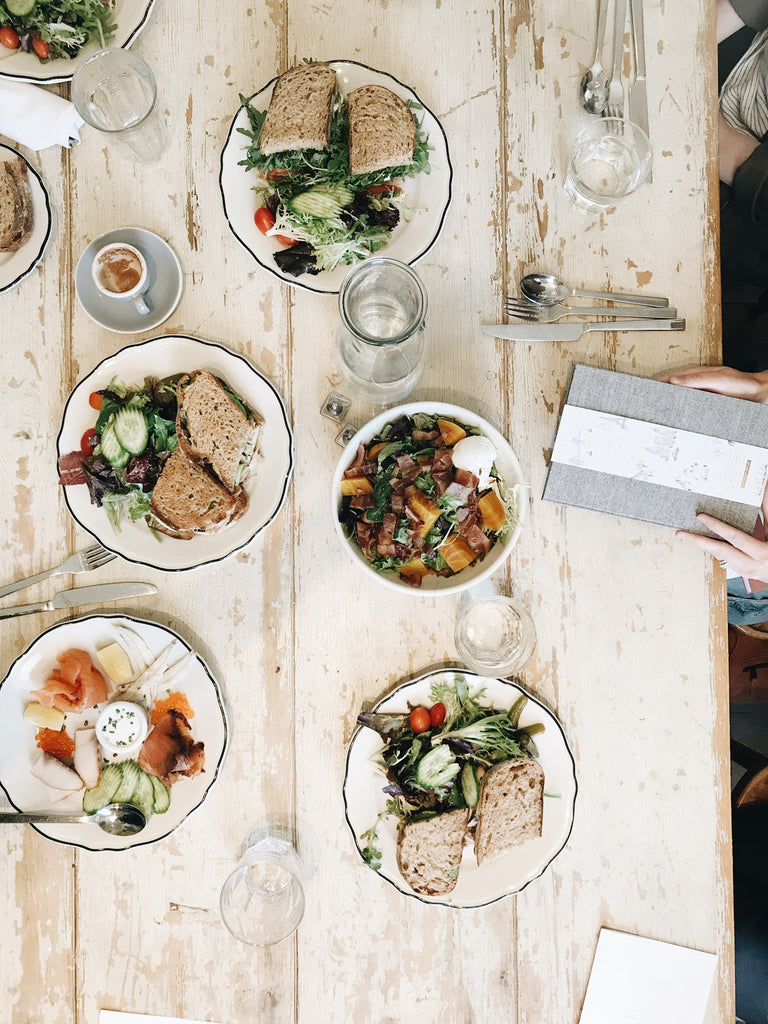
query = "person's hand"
(719, 113, 760, 185)
(678, 514, 768, 577)
(656, 365, 768, 402)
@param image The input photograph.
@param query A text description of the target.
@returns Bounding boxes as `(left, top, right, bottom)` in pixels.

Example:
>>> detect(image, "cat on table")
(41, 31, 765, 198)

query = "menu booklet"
(543, 365, 768, 535)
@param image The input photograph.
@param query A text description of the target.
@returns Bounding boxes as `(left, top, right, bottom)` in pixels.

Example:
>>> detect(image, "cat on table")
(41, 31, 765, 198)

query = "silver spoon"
(520, 272, 669, 308)
(580, 0, 610, 114)
(0, 802, 147, 836)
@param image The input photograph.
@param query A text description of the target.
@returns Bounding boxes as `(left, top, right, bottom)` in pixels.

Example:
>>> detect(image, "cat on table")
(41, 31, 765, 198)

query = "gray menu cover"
(542, 365, 768, 534)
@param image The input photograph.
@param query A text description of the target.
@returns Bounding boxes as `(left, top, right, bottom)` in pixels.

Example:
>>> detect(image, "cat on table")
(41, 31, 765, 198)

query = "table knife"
(481, 318, 685, 341)
(628, 0, 650, 178)
(0, 582, 157, 619)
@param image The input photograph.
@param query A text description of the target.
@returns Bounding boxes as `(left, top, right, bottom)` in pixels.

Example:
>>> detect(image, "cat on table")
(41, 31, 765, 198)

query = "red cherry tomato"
(409, 707, 431, 733)
(80, 428, 99, 456)
(32, 37, 50, 59)
(88, 391, 104, 410)
(254, 207, 276, 235)
(0, 27, 20, 49)
(366, 182, 402, 195)
(429, 702, 447, 728)
(275, 234, 297, 246)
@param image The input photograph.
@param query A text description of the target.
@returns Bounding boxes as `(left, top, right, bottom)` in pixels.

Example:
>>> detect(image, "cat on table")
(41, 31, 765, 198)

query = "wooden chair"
(732, 738, 768, 807)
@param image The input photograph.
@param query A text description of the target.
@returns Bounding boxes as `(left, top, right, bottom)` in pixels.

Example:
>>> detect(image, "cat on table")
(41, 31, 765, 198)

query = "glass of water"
(564, 118, 651, 213)
(71, 48, 170, 164)
(336, 257, 428, 405)
(454, 587, 536, 677)
(219, 835, 305, 946)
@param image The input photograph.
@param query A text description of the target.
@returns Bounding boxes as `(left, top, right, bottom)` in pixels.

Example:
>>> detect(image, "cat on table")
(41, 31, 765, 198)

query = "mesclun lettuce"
(0, 0, 117, 61)
(236, 85, 431, 276)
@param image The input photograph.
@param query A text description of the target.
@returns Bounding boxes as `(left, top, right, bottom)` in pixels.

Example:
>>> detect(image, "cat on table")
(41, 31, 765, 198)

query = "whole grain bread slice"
(396, 807, 470, 896)
(474, 758, 545, 865)
(0, 157, 32, 253)
(147, 449, 247, 540)
(176, 370, 262, 494)
(347, 84, 416, 176)
(259, 63, 337, 155)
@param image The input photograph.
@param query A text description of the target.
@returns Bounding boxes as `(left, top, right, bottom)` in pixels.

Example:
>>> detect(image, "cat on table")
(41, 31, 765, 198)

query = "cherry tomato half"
(32, 37, 50, 59)
(275, 234, 297, 247)
(366, 182, 402, 196)
(80, 428, 99, 456)
(0, 26, 20, 49)
(429, 702, 447, 728)
(88, 391, 104, 410)
(409, 707, 431, 733)
(254, 207, 276, 235)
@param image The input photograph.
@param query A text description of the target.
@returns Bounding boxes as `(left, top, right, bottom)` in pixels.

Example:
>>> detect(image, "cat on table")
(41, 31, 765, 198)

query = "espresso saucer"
(76, 227, 183, 334)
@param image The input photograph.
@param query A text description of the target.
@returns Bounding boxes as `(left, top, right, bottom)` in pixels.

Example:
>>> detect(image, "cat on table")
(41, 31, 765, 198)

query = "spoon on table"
(519, 272, 669, 308)
(0, 802, 147, 836)
(580, 0, 610, 113)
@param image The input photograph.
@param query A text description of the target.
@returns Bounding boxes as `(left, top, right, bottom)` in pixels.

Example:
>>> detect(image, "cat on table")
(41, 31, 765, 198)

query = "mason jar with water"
(336, 257, 428, 405)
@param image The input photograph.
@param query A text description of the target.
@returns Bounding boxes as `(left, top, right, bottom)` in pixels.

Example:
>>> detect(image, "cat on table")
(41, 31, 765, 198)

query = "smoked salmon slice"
(138, 709, 205, 786)
(31, 649, 108, 714)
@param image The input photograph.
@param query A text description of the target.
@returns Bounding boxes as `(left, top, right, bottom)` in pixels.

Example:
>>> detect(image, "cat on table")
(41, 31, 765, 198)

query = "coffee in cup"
(91, 242, 150, 314)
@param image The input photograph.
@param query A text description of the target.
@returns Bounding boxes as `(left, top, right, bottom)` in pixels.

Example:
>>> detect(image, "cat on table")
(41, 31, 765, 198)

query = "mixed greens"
(0, 0, 117, 61)
(237, 88, 431, 277)
(358, 677, 544, 870)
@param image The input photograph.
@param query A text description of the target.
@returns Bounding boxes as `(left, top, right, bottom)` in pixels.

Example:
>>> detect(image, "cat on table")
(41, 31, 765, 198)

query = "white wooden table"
(0, 2, 732, 1021)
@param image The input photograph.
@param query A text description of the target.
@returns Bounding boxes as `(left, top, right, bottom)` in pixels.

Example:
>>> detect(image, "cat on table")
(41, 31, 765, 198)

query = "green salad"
(0, 0, 117, 61)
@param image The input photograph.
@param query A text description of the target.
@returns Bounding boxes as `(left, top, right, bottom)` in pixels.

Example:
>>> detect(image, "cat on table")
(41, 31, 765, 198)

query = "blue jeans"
(729, 579, 768, 626)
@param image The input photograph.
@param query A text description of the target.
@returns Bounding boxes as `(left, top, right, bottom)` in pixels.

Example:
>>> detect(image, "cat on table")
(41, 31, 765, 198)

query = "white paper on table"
(552, 406, 768, 507)
(99, 1012, 226, 1024)
(578, 928, 717, 1024)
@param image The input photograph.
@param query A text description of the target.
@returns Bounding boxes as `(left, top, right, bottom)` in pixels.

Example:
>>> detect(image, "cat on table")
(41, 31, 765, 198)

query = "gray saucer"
(76, 227, 183, 334)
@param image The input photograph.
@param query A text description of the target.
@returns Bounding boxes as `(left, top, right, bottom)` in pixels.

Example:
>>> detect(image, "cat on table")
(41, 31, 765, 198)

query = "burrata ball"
(451, 434, 496, 489)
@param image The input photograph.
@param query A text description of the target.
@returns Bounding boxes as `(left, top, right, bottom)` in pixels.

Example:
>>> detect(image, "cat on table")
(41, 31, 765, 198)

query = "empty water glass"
(71, 48, 170, 164)
(564, 118, 652, 213)
(219, 835, 305, 946)
(454, 589, 536, 677)
(336, 257, 428, 405)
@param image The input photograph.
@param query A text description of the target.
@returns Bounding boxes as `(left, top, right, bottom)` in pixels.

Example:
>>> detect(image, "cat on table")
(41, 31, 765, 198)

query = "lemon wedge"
(23, 702, 65, 730)
(96, 642, 134, 685)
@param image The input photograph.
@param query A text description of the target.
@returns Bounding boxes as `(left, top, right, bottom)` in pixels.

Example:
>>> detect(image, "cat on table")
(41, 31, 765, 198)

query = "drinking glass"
(71, 48, 170, 164)
(564, 118, 652, 213)
(336, 257, 428, 405)
(454, 587, 536, 676)
(219, 835, 305, 946)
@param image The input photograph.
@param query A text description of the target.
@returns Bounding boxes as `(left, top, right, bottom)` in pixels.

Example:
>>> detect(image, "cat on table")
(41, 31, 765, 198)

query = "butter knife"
(482, 318, 685, 341)
(0, 582, 157, 619)
(628, 0, 650, 176)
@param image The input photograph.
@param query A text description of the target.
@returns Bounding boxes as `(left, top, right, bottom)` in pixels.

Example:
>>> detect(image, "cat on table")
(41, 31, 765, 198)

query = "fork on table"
(504, 296, 678, 323)
(603, 0, 628, 117)
(0, 543, 117, 600)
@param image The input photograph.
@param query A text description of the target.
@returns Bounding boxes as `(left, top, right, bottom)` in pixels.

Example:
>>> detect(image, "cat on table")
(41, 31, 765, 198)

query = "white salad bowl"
(331, 402, 527, 596)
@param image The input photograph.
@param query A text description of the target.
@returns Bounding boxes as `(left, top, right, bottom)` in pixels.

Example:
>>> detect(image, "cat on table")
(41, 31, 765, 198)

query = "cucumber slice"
(99, 421, 130, 469)
(288, 183, 355, 219)
(149, 773, 171, 814)
(460, 761, 480, 808)
(130, 770, 156, 821)
(113, 406, 149, 455)
(83, 763, 123, 814)
(6, 0, 36, 15)
(111, 759, 141, 803)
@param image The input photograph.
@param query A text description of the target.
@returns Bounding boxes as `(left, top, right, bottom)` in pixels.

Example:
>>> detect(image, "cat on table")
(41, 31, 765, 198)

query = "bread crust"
(347, 84, 416, 176)
(260, 64, 337, 156)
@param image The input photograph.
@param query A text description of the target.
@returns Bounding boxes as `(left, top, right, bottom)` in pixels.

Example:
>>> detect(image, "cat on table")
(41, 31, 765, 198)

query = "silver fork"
(504, 297, 677, 322)
(0, 544, 117, 600)
(604, 0, 627, 118)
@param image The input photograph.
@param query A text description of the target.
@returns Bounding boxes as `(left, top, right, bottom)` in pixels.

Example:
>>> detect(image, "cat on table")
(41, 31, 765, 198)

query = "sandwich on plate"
(239, 61, 431, 278)
(0, 156, 33, 254)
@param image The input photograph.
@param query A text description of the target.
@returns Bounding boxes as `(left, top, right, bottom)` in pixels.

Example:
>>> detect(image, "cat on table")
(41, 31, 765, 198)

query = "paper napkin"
(0, 80, 84, 150)
(579, 928, 717, 1024)
(99, 1012, 226, 1024)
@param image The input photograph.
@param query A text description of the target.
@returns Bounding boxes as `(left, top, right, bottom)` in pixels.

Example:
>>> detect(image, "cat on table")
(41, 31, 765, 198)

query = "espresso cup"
(91, 242, 150, 314)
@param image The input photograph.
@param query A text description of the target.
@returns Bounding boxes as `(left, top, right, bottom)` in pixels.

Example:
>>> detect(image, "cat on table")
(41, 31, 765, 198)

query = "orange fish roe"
(150, 691, 195, 725)
(35, 728, 75, 760)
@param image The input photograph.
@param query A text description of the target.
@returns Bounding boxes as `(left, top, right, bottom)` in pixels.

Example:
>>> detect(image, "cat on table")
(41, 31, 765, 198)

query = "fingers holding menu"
(658, 364, 768, 402)
(677, 512, 768, 577)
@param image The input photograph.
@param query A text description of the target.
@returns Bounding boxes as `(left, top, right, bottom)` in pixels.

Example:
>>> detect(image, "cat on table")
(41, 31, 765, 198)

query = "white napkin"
(99, 1013, 226, 1024)
(0, 80, 84, 150)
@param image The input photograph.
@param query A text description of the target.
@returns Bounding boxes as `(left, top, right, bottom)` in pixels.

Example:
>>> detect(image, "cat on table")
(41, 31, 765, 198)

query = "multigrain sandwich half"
(147, 449, 248, 540)
(396, 807, 471, 897)
(0, 157, 33, 253)
(346, 84, 416, 175)
(259, 63, 338, 155)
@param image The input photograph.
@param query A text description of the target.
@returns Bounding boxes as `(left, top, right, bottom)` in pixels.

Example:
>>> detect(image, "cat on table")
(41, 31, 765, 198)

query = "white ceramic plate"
(219, 59, 453, 294)
(0, 614, 228, 851)
(0, 0, 157, 84)
(0, 144, 51, 293)
(331, 402, 527, 596)
(344, 669, 577, 907)
(57, 334, 294, 571)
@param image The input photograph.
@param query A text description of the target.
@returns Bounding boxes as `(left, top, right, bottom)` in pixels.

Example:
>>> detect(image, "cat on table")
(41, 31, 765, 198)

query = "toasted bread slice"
(474, 759, 545, 865)
(147, 449, 247, 540)
(176, 370, 262, 494)
(347, 84, 416, 176)
(260, 63, 337, 155)
(396, 808, 470, 896)
(0, 157, 33, 253)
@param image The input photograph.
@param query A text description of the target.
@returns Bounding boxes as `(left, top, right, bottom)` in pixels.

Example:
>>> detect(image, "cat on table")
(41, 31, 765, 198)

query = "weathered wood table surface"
(0, 1, 731, 1021)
